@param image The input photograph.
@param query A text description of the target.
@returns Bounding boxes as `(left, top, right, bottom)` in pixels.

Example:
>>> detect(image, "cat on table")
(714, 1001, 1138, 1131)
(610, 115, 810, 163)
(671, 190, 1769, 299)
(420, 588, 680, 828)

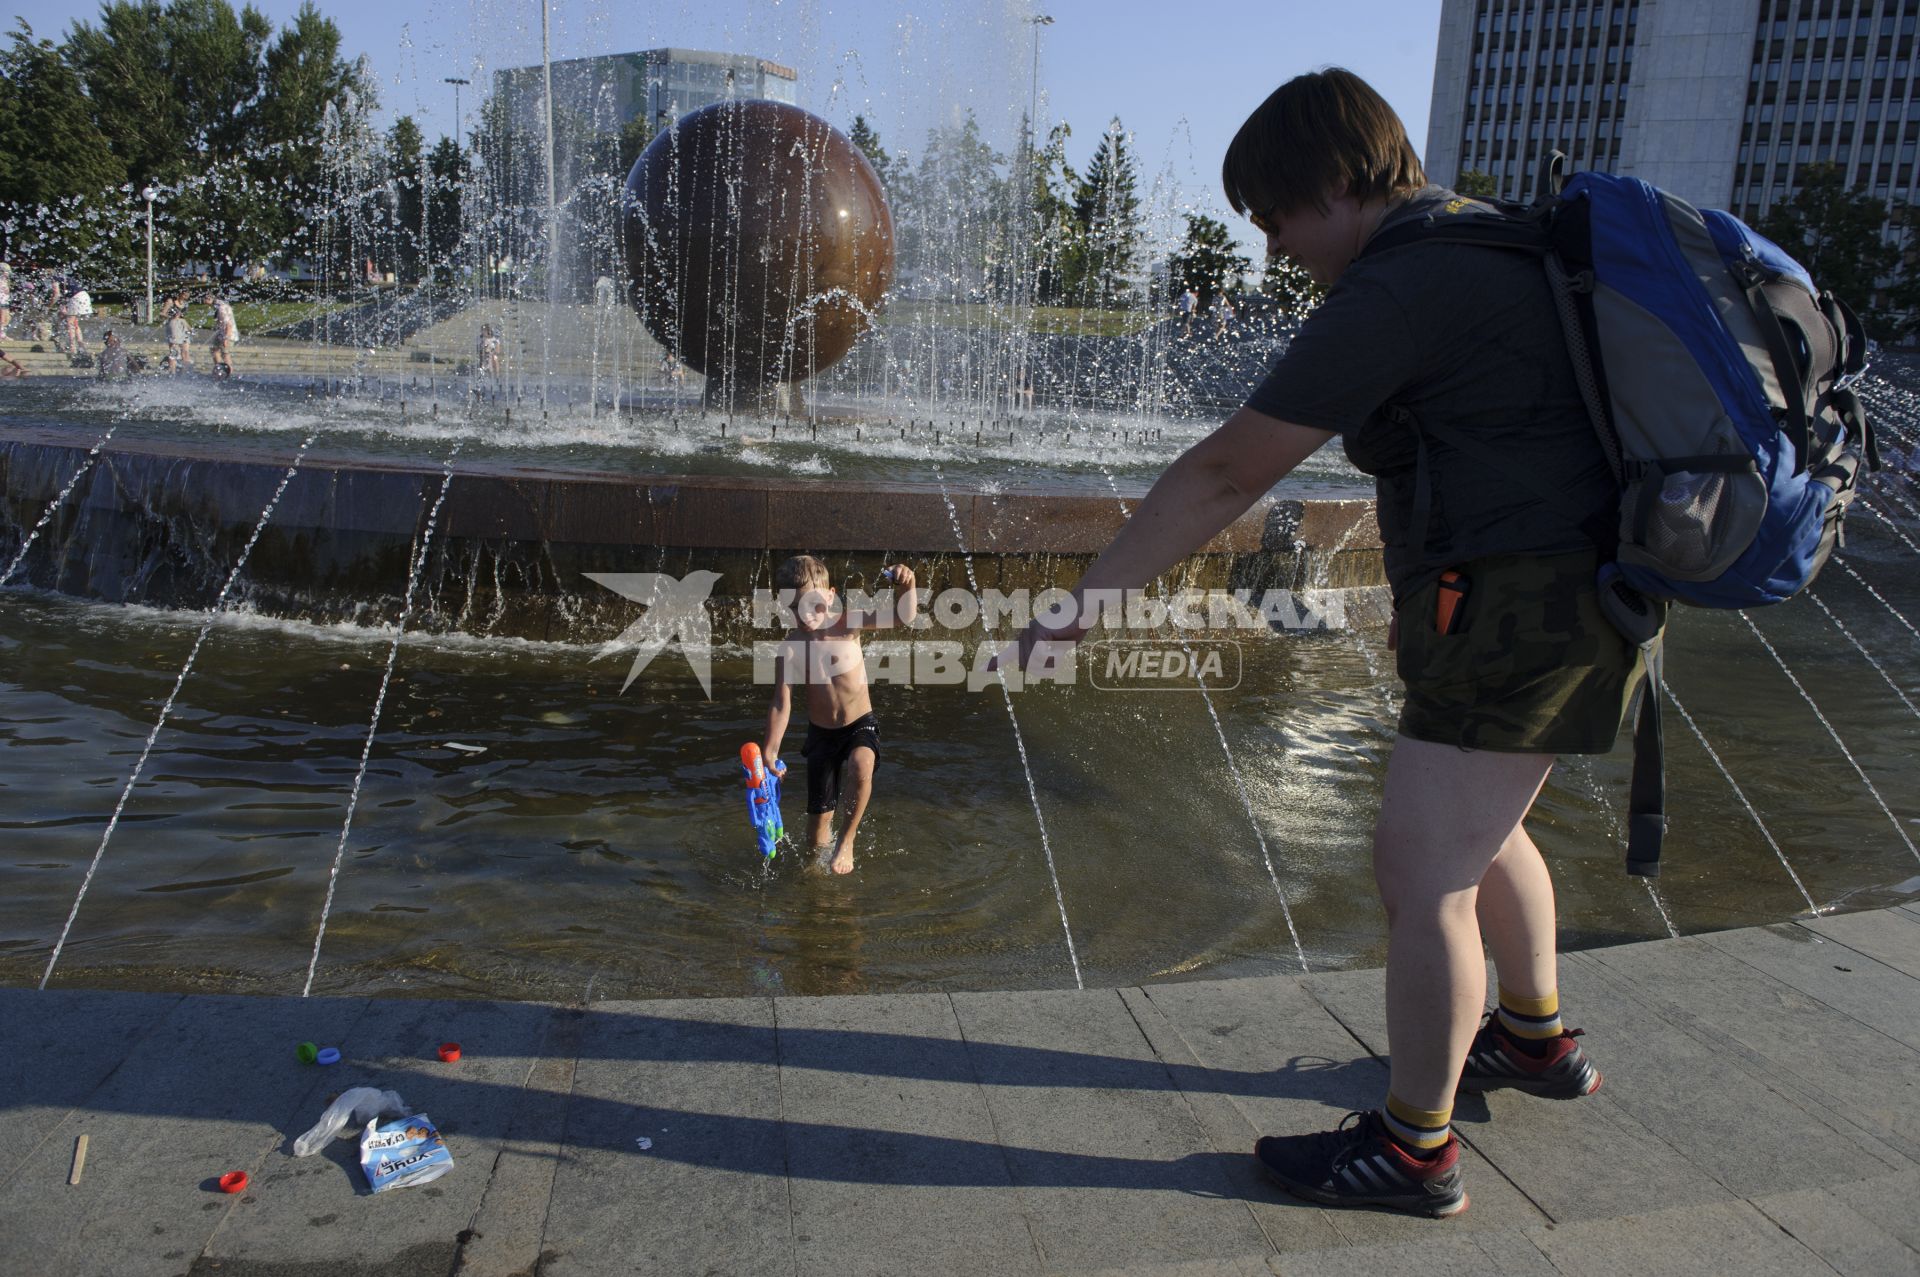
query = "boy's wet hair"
(775, 554, 830, 593)
(1222, 67, 1427, 222)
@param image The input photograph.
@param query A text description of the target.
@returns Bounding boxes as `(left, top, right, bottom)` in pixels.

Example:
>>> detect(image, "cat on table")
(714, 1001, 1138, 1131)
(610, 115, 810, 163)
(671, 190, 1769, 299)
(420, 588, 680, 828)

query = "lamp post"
(1011, 14, 1053, 413)
(142, 187, 156, 326)
(443, 77, 469, 146)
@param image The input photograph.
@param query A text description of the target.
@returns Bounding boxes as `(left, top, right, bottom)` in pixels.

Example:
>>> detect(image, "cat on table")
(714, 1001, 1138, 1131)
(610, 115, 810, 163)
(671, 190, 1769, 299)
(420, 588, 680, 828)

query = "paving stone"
(1751, 1184, 1920, 1277)
(1802, 908, 1920, 982)
(1525, 1198, 1834, 1276)
(203, 997, 557, 1271)
(454, 1006, 588, 1277)
(1701, 923, 1920, 1054)
(0, 992, 368, 1277)
(0, 987, 180, 1185)
(1559, 948, 1904, 1197)
(1268, 1230, 1559, 1277)
(534, 998, 793, 1277)
(949, 988, 1275, 1273)
(773, 992, 1039, 1276)
(1128, 979, 1548, 1249)
(1829, 1172, 1920, 1254)
(1593, 932, 1920, 1162)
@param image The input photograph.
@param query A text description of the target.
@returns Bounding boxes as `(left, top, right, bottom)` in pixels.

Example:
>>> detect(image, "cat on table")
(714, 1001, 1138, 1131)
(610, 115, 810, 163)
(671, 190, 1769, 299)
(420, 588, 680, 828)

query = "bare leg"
(1477, 821, 1559, 1000)
(1373, 736, 1557, 1112)
(807, 810, 833, 863)
(830, 746, 875, 875)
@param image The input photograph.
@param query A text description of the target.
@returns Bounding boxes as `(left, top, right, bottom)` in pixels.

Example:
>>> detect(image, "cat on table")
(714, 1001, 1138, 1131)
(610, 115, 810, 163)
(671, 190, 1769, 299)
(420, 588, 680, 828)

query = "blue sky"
(15, 0, 1444, 255)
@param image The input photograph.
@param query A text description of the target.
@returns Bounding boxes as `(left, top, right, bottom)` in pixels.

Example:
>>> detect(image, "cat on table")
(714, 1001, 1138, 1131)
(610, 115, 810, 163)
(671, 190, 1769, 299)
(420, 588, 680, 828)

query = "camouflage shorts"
(1395, 550, 1649, 754)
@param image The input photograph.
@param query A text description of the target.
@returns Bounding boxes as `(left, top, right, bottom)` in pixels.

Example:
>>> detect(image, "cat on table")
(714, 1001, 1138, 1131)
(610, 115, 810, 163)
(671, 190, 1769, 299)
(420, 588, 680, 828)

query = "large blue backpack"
(1363, 161, 1877, 876)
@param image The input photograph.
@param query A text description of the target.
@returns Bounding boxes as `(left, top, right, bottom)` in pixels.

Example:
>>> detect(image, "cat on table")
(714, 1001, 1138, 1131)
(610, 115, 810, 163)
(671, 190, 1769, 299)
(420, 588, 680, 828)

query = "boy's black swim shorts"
(802, 712, 881, 813)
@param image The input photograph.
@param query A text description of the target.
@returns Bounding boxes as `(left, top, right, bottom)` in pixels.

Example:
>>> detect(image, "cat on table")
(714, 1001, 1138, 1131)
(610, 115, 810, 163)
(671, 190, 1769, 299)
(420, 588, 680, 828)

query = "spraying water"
(302, 441, 464, 996)
(927, 460, 1083, 989)
(38, 432, 318, 989)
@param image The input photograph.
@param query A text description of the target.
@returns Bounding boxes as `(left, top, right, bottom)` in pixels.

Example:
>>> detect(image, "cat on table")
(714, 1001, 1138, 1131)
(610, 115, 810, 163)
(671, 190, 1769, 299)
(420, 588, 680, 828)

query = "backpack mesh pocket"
(1626, 463, 1767, 582)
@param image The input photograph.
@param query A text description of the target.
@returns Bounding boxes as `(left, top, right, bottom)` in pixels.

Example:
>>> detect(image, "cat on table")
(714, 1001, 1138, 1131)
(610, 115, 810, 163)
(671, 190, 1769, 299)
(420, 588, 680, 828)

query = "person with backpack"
(1002, 65, 1869, 1220)
(995, 68, 1630, 1219)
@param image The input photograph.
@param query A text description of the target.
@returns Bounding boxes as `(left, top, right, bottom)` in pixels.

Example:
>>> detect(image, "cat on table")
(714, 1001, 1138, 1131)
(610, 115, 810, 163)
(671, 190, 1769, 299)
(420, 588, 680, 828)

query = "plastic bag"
(292, 1087, 409, 1158)
(359, 1113, 454, 1192)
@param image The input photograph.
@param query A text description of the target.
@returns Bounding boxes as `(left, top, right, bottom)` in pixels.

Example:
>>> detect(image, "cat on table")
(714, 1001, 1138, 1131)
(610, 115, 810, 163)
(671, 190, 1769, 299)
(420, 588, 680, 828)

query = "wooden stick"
(68, 1134, 88, 1186)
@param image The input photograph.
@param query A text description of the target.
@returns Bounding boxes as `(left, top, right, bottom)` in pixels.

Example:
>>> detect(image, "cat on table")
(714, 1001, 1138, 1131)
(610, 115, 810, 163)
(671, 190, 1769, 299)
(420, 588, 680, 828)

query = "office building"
(1426, 0, 1920, 221)
(492, 48, 798, 137)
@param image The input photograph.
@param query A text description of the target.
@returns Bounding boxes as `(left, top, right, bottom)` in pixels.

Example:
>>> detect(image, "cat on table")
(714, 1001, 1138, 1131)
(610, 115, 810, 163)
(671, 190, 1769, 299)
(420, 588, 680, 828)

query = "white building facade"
(1426, 0, 1920, 220)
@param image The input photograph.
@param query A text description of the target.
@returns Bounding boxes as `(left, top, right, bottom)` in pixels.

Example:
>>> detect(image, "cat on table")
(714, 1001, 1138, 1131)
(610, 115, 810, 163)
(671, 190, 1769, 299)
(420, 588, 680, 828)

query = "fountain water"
(0, 427, 116, 589)
(39, 432, 319, 989)
(303, 442, 463, 996)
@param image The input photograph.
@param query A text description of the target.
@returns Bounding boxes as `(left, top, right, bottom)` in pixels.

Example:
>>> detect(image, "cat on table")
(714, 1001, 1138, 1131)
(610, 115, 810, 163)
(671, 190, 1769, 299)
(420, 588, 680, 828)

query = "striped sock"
(1498, 985, 1564, 1056)
(1381, 1094, 1452, 1157)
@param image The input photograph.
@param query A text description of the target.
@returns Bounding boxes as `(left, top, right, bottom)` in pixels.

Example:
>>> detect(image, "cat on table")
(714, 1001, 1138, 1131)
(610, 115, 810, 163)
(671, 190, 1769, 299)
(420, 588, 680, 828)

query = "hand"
(987, 615, 1088, 675)
(883, 563, 915, 592)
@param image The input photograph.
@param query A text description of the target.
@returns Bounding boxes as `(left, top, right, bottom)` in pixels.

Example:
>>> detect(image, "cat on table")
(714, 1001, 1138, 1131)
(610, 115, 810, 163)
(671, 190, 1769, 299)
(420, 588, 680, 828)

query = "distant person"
(477, 323, 503, 378)
(761, 555, 919, 875)
(209, 295, 239, 379)
(1176, 286, 1198, 337)
(62, 283, 92, 354)
(0, 347, 28, 378)
(0, 262, 12, 339)
(96, 329, 128, 380)
(658, 350, 685, 389)
(1216, 290, 1237, 337)
(163, 292, 192, 373)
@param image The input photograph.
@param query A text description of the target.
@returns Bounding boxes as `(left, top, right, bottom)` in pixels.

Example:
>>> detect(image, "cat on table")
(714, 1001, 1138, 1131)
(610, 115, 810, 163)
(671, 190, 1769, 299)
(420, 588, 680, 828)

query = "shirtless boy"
(761, 555, 918, 873)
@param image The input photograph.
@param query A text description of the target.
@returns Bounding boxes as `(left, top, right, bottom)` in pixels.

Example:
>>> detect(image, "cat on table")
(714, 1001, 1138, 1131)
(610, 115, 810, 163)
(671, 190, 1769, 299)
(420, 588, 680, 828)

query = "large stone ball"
(623, 100, 894, 403)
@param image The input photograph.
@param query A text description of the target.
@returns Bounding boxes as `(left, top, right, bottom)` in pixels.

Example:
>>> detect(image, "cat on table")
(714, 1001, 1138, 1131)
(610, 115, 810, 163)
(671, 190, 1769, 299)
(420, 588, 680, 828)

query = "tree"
(57, 0, 373, 278)
(1758, 162, 1901, 336)
(384, 116, 424, 284)
(1260, 253, 1325, 317)
(848, 114, 892, 190)
(1023, 121, 1078, 304)
(1454, 168, 1498, 198)
(1066, 117, 1143, 306)
(0, 22, 125, 264)
(1167, 214, 1250, 311)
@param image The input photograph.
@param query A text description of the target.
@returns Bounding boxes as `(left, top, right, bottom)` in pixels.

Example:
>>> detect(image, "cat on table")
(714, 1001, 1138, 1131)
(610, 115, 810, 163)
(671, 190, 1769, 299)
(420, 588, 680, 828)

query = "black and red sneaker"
(1459, 1014, 1603, 1099)
(1253, 1110, 1468, 1218)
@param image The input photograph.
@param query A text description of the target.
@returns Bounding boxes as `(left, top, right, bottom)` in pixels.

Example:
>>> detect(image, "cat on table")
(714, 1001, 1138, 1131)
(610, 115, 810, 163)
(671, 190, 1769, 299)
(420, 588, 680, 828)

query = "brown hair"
(774, 554, 830, 593)
(1222, 68, 1427, 221)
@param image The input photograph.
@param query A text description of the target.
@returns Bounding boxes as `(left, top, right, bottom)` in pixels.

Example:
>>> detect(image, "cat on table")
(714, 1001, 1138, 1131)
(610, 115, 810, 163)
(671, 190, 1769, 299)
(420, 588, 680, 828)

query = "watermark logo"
(586, 570, 722, 696)
(588, 572, 1348, 696)
(1088, 640, 1243, 691)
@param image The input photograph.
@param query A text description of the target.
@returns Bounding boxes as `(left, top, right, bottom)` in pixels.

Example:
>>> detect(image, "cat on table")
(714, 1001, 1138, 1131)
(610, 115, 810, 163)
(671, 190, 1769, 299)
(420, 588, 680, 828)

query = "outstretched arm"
(1006, 407, 1333, 663)
(763, 651, 793, 764)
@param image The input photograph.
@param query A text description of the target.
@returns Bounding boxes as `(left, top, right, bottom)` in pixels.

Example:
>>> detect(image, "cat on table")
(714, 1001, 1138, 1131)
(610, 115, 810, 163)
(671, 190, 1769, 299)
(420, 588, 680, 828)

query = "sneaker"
(1253, 1110, 1467, 1218)
(1459, 1014, 1602, 1099)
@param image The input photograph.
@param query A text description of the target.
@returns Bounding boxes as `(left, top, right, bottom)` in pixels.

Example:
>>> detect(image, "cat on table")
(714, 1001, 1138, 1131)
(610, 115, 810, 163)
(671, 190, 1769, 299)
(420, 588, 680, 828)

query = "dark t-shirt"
(1245, 187, 1616, 597)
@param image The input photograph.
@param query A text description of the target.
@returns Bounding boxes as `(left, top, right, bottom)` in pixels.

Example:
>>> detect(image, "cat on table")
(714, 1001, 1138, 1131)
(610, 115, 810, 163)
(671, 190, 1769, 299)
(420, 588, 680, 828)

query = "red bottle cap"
(437, 1042, 461, 1063)
(218, 1171, 248, 1193)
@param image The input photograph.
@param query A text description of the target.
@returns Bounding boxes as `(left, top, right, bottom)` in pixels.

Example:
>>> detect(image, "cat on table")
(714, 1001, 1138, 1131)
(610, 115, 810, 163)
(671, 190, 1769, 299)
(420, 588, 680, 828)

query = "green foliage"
(1, 0, 374, 279)
(1064, 118, 1143, 305)
(1167, 214, 1250, 310)
(1758, 162, 1901, 337)
(848, 115, 892, 189)
(1454, 168, 1499, 198)
(0, 22, 125, 265)
(1260, 253, 1324, 316)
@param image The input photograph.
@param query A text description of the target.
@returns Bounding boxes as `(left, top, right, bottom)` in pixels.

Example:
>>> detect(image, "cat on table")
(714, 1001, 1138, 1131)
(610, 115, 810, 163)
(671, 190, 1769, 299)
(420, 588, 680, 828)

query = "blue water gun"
(738, 742, 787, 859)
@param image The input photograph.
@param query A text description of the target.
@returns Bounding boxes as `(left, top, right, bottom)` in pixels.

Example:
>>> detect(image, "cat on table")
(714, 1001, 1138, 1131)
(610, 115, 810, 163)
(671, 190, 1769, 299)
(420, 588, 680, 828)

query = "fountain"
(3, 20, 1920, 1000)
(624, 101, 894, 413)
